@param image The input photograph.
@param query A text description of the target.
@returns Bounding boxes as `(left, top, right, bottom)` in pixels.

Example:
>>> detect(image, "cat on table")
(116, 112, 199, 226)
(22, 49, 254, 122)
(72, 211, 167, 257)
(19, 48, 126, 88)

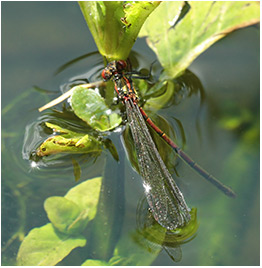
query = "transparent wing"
(125, 99, 191, 229)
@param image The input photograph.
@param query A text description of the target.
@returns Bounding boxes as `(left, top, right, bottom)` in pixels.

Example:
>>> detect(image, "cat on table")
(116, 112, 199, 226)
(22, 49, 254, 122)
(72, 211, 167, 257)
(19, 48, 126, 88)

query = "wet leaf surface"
(139, 1, 259, 79)
(71, 86, 122, 132)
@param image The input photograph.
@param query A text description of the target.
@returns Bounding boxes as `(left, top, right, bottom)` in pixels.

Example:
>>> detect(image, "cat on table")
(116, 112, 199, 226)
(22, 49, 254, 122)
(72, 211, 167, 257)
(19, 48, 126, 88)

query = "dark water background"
(2, 2, 259, 266)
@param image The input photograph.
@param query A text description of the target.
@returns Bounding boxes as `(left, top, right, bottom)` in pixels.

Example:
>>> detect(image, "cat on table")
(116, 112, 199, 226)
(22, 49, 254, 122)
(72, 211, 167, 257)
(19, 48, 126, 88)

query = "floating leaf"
(71, 86, 122, 132)
(79, 1, 160, 60)
(16, 223, 86, 266)
(44, 122, 76, 136)
(37, 122, 102, 156)
(139, 1, 260, 79)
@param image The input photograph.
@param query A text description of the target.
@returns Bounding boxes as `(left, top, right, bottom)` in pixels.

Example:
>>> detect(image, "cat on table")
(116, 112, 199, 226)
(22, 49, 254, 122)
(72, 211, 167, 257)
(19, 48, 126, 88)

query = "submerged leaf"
(139, 1, 260, 79)
(17, 177, 102, 266)
(144, 80, 175, 111)
(16, 223, 86, 266)
(65, 177, 102, 220)
(81, 259, 109, 266)
(71, 86, 122, 132)
(44, 197, 89, 235)
(72, 158, 82, 182)
(109, 227, 164, 266)
(167, 208, 199, 243)
(144, 68, 206, 112)
(103, 138, 119, 161)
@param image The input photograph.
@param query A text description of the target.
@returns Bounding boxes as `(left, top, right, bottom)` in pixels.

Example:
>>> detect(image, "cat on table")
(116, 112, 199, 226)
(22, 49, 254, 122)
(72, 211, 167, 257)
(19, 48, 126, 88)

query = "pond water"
(2, 2, 259, 266)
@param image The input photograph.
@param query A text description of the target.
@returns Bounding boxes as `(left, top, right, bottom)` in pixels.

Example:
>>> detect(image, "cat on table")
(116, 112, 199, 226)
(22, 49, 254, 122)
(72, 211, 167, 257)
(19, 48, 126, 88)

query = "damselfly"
(102, 60, 235, 230)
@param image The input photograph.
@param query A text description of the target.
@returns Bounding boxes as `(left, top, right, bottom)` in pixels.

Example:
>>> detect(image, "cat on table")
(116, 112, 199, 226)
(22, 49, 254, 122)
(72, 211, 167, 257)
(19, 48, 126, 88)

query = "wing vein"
(125, 99, 191, 229)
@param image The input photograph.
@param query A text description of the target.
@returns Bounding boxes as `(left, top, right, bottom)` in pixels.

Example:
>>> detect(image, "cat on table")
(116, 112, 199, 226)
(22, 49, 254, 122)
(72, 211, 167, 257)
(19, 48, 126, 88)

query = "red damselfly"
(102, 60, 236, 230)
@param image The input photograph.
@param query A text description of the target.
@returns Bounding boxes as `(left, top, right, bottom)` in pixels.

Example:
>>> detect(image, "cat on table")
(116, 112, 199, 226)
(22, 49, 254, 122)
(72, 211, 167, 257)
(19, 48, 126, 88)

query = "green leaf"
(17, 177, 102, 265)
(16, 223, 86, 266)
(139, 1, 260, 79)
(71, 86, 122, 132)
(81, 259, 109, 266)
(64, 177, 102, 220)
(37, 122, 102, 156)
(144, 80, 175, 112)
(44, 122, 78, 136)
(78, 1, 160, 60)
(144, 68, 206, 112)
(44, 197, 89, 235)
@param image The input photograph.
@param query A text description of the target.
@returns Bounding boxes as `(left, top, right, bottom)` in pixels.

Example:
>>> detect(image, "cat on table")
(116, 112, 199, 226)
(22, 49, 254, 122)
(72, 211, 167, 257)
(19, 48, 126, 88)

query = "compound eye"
(117, 60, 127, 71)
(101, 69, 110, 81)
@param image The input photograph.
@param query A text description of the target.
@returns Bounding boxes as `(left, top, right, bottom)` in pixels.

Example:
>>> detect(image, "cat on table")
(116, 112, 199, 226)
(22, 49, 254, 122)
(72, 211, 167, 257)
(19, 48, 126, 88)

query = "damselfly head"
(101, 60, 128, 81)
(101, 68, 112, 81)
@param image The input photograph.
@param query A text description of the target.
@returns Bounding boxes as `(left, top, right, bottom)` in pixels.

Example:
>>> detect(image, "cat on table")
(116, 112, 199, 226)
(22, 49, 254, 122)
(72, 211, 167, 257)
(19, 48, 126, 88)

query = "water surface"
(2, 2, 259, 266)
